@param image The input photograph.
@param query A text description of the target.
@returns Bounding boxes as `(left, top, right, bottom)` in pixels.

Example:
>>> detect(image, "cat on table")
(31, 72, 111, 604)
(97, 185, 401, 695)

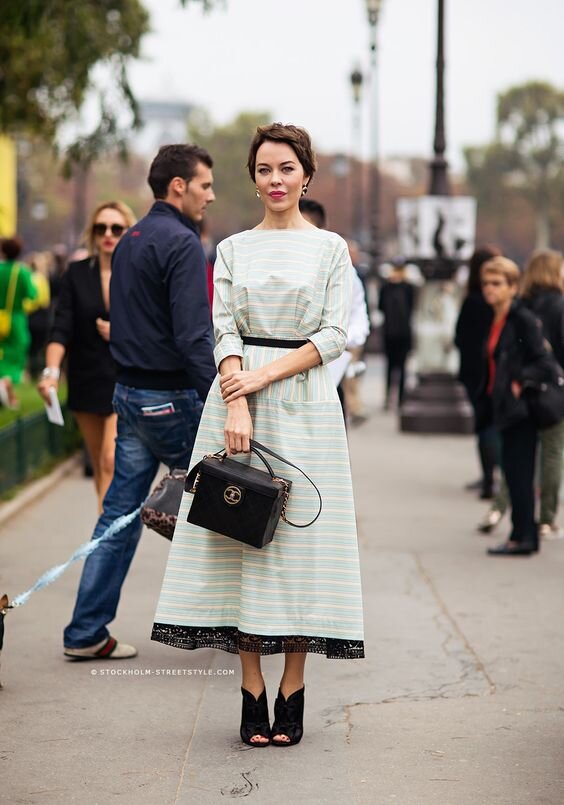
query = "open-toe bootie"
(271, 686, 305, 747)
(240, 687, 271, 747)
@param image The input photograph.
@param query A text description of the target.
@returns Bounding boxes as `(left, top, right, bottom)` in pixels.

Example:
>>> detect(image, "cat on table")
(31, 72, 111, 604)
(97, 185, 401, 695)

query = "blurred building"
(0, 135, 17, 236)
(135, 100, 195, 155)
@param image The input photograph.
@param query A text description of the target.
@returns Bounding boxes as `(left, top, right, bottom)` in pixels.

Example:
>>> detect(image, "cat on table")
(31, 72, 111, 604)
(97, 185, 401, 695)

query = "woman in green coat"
(0, 237, 37, 386)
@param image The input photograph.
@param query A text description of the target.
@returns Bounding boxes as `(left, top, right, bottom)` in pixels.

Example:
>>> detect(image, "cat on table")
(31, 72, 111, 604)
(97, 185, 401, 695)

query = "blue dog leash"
(6, 505, 143, 610)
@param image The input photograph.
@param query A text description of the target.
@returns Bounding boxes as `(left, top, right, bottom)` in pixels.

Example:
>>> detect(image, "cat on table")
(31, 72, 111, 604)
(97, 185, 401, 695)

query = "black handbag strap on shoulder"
(186, 440, 322, 529)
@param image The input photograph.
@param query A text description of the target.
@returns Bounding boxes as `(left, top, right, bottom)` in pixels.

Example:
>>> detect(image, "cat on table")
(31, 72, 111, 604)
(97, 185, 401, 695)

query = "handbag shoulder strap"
(3, 264, 20, 313)
(250, 440, 322, 529)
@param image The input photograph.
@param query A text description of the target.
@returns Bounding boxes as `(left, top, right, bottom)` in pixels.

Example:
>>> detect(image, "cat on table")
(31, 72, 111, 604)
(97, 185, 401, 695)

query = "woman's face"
(254, 141, 308, 214)
(481, 272, 516, 308)
(92, 207, 128, 257)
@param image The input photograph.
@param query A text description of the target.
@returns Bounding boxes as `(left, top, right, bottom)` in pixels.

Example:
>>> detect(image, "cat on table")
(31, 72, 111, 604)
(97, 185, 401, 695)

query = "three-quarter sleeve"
(212, 243, 244, 369)
(308, 243, 353, 364)
(49, 267, 74, 347)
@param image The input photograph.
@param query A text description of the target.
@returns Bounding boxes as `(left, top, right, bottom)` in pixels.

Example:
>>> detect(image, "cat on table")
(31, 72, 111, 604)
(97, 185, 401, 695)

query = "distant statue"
(432, 210, 447, 258)
(415, 280, 460, 374)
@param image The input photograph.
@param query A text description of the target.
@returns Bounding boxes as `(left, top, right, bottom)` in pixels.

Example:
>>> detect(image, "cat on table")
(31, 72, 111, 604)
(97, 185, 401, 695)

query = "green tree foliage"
(189, 110, 272, 238)
(0, 2, 150, 149)
(464, 81, 564, 251)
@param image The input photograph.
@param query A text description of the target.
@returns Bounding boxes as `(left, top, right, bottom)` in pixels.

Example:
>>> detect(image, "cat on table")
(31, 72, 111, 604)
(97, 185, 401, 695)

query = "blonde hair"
(25, 251, 53, 277)
(521, 249, 563, 297)
(481, 256, 521, 288)
(84, 201, 136, 253)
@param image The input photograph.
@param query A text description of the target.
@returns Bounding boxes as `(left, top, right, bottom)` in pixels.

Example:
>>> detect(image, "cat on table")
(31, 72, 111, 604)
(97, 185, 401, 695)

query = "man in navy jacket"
(64, 144, 217, 659)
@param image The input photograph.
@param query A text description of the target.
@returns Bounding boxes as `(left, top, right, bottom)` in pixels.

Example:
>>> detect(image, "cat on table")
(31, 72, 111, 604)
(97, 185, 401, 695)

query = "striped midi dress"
(151, 228, 365, 659)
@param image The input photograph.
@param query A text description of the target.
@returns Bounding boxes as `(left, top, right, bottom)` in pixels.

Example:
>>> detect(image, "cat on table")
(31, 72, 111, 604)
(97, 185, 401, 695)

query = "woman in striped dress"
(152, 123, 364, 747)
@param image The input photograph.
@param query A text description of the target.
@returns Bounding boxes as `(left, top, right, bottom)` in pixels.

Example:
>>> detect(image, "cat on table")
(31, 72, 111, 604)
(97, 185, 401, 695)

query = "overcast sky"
(129, 0, 564, 169)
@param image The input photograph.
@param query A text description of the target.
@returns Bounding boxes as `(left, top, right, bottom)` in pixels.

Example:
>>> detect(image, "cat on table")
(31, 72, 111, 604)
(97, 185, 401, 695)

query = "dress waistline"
(242, 336, 309, 349)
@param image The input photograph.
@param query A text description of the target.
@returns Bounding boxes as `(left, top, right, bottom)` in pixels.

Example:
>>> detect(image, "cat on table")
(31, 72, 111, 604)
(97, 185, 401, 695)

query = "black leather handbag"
(523, 364, 564, 429)
(185, 440, 322, 549)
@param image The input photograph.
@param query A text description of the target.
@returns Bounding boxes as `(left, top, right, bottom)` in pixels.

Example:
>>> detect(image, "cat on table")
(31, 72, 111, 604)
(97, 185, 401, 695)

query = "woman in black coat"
(477, 257, 553, 556)
(378, 261, 415, 409)
(521, 249, 564, 539)
(37, 200, 135, 511)
(455, 245, 501, 498)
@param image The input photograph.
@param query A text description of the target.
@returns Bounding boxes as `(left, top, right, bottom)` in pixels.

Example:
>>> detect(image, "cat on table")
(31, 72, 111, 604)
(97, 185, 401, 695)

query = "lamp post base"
(400, 373, 474, 434)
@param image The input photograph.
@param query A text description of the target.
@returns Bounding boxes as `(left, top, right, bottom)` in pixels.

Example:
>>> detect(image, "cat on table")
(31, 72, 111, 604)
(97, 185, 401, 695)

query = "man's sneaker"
(477, 508, 504, 534)
(64, 636, 137, 660)
(540, 523, 564, 540)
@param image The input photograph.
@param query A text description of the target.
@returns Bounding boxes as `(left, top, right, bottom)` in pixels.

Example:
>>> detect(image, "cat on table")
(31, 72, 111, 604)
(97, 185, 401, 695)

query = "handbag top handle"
(187, 440, 322, 529)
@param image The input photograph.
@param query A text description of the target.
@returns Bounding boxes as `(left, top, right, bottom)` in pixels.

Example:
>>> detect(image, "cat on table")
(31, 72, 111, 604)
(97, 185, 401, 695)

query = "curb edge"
(0, 453, 82, 529)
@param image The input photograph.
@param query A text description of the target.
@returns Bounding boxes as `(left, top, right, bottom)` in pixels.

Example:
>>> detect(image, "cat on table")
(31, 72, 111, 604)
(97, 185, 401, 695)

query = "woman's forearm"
(219, 356, 250, 412)
(219, 355, 243, 377)
(219, 344, 322, 405)
(45, 342, 66, 369)
(219, 354, 253, 453)
(262, 343, 322, 385)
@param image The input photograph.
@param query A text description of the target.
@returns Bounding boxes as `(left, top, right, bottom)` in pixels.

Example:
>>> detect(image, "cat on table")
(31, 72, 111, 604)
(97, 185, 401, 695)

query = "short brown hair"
(247, 123, 317, 183)
(521, 249, 563, 297)
(481, 256, 521, 288)
(148, 144, 213, 199)
(85, 201, 136, 253)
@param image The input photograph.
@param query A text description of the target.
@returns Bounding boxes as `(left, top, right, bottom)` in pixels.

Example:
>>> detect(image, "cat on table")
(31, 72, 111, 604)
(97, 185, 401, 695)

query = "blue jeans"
(64, 383, 203, 648)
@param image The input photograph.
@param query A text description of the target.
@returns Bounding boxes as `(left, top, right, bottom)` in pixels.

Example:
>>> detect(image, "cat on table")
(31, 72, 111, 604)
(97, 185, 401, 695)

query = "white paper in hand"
(45, 386, 64, 426)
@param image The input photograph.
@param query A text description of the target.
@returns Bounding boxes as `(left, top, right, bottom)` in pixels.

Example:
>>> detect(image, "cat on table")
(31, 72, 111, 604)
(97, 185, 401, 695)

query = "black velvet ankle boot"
(240, 687, 271, 747)
(271, 686, 305, 747)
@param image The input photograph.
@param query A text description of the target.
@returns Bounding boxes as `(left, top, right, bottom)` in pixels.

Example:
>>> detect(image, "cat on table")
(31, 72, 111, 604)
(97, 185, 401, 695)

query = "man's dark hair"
(299, 198, 326, 229)
(147, 144, 213, 199)
(1, 236, 23, 260)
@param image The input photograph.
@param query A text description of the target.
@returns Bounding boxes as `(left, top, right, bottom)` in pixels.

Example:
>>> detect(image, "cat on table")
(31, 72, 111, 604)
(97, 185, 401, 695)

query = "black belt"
(242, 336, 308, 349)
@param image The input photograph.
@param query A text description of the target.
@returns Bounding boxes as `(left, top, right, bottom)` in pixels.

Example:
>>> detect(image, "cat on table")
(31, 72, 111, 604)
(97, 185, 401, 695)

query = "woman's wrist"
(263, 365, 276, 385)
(226, 397, 248, 409)
(41, 367, 60, 381)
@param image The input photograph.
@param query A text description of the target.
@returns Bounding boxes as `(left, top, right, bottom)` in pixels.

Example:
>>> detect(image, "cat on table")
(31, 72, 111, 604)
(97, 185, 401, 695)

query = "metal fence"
(0, 409, 80, 496)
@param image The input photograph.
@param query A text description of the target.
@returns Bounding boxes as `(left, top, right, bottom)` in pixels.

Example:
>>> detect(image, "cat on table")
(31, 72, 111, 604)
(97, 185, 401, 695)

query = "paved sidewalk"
(1, 358, 563, 804)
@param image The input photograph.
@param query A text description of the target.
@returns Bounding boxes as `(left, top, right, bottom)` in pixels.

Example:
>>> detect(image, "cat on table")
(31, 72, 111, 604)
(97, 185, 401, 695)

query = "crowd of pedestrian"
(457, 247, 564, 556)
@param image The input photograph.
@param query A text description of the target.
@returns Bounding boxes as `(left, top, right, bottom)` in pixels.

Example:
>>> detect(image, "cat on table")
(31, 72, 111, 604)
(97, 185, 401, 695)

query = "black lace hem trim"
(151, 623, 365, 660)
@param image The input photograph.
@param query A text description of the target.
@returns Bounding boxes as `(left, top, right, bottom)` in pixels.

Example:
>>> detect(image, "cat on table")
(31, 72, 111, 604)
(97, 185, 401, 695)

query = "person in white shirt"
(298, 199, 370, 423)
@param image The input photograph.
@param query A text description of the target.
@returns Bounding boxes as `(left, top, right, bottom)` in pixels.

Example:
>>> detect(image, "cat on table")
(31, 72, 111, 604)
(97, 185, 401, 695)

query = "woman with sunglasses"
(38, 201, 136, 511)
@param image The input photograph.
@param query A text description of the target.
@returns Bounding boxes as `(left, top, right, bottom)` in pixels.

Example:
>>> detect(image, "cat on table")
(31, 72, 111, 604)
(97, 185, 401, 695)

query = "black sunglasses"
(92, 223, 125, 237)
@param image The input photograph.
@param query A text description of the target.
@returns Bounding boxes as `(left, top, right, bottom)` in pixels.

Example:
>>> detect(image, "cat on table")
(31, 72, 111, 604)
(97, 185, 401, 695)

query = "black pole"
(367, 16, 381, 275)
(429, 0, 450, 196)
(350, 69, 364, 241)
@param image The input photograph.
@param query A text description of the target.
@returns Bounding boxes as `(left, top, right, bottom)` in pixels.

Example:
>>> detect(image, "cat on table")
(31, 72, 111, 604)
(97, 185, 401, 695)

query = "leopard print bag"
(141, 469, 187, 540)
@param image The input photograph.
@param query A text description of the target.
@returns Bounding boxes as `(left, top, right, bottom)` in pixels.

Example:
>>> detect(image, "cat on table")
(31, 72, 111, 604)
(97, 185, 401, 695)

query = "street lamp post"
(398, 0, 474, 434)
(349, 67, 364, 241)
(365, 0, 383, 276)
(429, 0, 450, 197)
(331, 153, 350, 234)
